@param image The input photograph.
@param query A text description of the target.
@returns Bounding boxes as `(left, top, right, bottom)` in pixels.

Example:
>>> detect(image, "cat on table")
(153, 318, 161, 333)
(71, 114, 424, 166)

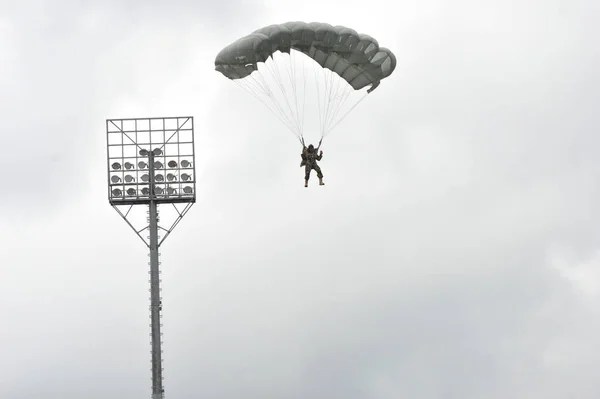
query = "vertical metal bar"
(121, 120, 125, 198)
(107, 120, 111, 202)
(148, 150, 164, 399)
(190, 117, 196, 199)
(177, 118, 181, 197)
(135, 119, 139, 199)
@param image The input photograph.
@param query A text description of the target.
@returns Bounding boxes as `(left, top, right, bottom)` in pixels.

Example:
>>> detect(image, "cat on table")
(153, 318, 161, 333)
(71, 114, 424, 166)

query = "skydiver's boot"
(304, 179, 308, 188)
(319, 177, 325, 186)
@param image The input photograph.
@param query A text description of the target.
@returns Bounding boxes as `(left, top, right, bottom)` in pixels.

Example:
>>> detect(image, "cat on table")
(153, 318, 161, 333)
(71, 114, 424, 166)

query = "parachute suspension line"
(260, 62, 287, 111)
(274, 55, 301, 136)
(269, 54, 285, 84)
(241, 50, 371, 144)
(325, 91, 369, 137)
(247, 71, 300, 138)
(234, 79, 298, 139)
(293, 52, 303, 138)
(321, 66, 332, 137)
(265, 55, 302, 136)
(243, 69, 269, 94)
(301, 54, 307, 136)
(267, 56, 289, 102)
(329, 93, 352, 132)
(248, 71, 292, 125)
(255, 65, 302, 138)
(322, 68, 337, 138)
(322, 75, 348, 135)
(236, 74, 272, 104)
(318, 68, 331, 139)
(282, 52, 303, 139)
(312, 61, 324, 139)
(327, 83, 349, 120)
(324, 84, 353, 134)
(286, 51, 302, 139)
(318, 66, 330, 137)
(241, 78, 298, 137)
(252, 59, 296, 136)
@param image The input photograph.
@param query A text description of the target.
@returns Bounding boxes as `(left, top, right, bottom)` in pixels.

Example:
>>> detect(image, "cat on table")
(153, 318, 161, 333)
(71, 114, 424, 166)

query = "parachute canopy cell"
(214, 22, 396, 93)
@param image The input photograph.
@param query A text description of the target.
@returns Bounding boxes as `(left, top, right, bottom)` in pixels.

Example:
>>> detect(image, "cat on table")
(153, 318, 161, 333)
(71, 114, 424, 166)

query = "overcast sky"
(1, 0, 600, 398)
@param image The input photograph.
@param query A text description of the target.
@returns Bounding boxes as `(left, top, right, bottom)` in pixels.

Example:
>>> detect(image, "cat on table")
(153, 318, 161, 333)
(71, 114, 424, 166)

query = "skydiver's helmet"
(307, 144, 315, 153)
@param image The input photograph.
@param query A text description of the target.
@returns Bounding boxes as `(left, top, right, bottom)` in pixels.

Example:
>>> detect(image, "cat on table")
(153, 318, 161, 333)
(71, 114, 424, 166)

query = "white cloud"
(2, 0, 600, 398)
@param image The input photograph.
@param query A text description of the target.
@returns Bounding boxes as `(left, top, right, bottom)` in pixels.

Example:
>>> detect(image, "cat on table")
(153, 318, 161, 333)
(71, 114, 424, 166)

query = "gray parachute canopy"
(215, 21, 396, 93)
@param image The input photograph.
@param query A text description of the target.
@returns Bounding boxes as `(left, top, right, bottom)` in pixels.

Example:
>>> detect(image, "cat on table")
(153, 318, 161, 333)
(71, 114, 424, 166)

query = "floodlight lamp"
(181, 160, 191, 168)
(139, 149, 149, 156)
(111, 175, 122, 183)
(111, 162, 122, 170)
(181, 173, 191, 181)
(155, 174, 165, 182)
(155, 186, 164, 195)
(125, 175, 136, 183)
(168, 160, 177, 168)
(153, 148, 163, 156)
(167, 173, 177, 181)
(126, 188, 137, 196)
(141, 174, 150, 182)
(183, 186, 193, 194)
(153, 161, 163, 169)
(138, 161, 148, 169)
(141, 187, 150, 196)
(124, 162, 134, 170)
(111, 188, 123, 197)
(167, 187, 177, 195)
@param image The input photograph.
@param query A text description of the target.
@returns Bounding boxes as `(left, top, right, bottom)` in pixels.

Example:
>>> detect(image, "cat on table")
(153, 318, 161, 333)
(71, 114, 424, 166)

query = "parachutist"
(301, 144, 324, 187)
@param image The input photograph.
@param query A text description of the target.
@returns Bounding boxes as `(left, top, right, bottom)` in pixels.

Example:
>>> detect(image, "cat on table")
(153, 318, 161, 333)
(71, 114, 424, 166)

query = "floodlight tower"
(106, 116, 196, 399)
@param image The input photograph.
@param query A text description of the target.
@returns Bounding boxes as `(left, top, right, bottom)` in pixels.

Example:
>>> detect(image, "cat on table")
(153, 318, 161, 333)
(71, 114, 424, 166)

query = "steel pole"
(148, 151, 164, 399)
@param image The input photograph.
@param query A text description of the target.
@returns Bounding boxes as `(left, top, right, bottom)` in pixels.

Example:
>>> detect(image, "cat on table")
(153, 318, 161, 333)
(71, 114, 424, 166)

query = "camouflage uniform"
(301, 147, 323, 181)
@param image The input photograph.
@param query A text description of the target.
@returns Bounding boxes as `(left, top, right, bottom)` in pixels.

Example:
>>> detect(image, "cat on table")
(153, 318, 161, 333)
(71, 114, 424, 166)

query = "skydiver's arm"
(317, 151, 323, 161)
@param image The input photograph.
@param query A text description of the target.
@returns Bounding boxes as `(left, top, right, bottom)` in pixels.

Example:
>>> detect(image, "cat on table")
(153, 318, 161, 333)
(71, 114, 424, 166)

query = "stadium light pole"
(106, 116, 196, 399)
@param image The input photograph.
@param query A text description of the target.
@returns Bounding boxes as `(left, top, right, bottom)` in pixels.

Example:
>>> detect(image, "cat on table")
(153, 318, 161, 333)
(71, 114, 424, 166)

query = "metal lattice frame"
(106, 116, 196, 399)
(107, 116, 196, 205)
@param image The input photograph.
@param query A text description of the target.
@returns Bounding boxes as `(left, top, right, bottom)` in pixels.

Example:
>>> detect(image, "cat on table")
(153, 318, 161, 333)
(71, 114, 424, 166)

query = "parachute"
(214, 21, 396, 144)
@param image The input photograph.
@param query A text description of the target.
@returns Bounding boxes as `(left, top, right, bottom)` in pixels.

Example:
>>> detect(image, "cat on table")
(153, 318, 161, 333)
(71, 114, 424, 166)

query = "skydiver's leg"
(314, 165, 324, 185)
(314, 165, 323, 178)
(304, 165, 311, 187)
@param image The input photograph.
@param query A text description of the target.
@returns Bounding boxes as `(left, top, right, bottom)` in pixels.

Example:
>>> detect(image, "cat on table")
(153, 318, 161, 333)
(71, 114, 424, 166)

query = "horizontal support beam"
(109, 198, 195, 206)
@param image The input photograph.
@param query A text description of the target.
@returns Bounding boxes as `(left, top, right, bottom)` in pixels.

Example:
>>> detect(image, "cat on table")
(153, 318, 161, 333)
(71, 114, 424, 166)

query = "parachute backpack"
(214, 22, 397, 146)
